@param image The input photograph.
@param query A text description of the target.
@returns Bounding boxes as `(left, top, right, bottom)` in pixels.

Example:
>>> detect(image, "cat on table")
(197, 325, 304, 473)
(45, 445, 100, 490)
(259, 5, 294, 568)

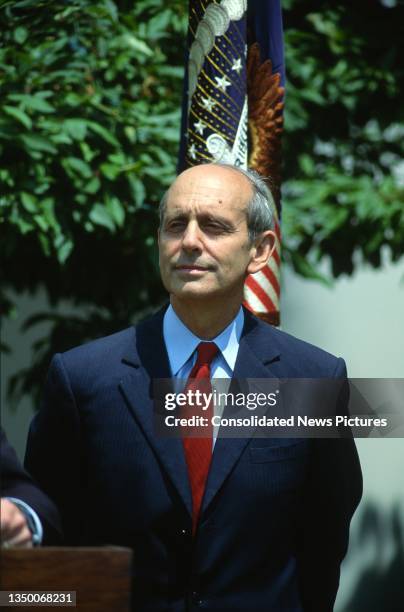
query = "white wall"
(1, 291, 79, 458)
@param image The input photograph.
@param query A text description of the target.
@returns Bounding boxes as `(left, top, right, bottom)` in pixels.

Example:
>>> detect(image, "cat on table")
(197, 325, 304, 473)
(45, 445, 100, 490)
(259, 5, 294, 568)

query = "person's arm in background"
(24, 354, 84, 546)
(1, 427, 62, 546)
(1, 498, 35, 548)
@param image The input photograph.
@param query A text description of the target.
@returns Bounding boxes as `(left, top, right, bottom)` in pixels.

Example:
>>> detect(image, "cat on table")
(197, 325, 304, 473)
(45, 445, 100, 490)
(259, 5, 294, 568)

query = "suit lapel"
(118, 307, 282, 522)
(119, 308, 192, 517)
(201, 311, 281, 517)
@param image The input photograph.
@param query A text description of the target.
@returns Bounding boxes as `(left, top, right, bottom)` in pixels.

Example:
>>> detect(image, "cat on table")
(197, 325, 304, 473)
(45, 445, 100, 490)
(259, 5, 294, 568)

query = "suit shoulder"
(272, 326, 345, 377)
(49, 327, 138, 390)
(61, 327, 135, 364)
(246, 312, 346, 377)
(47, 308, 166, 391)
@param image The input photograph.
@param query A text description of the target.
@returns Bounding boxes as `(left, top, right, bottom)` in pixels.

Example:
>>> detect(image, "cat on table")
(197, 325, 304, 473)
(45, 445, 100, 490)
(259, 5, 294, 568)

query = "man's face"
(158, 165, 259, 304)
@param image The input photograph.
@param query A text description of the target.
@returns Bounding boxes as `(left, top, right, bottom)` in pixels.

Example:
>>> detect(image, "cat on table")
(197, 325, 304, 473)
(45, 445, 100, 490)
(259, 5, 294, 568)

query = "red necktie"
(182, 342, 218, 534)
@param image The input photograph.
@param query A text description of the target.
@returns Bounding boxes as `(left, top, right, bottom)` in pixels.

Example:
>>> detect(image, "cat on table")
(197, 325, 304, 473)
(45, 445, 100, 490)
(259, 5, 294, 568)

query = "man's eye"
(166, 221, 185, 231)
(203, 222, 227, 233)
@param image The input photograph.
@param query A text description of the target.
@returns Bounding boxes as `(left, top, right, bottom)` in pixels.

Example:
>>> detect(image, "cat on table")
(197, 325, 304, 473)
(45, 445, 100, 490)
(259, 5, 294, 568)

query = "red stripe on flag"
(261, 265, 280, 297)
(269, 241, 281, 267)
(245, 276, 277, 312)
(272, 249, 281, 267)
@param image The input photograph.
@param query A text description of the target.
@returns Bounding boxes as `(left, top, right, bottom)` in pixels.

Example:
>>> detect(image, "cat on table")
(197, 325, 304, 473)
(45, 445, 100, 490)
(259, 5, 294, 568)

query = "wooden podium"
(0, 547, 133, 611)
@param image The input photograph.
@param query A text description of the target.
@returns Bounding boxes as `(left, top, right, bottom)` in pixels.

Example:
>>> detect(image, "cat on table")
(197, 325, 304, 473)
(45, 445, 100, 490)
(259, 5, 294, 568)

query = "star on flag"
(194, 120, 206, 135)
(231, 58, 242, 74)
(189, 143, 197, 159)
(214, 75, 231, 92)
(201, 97, 216, 112)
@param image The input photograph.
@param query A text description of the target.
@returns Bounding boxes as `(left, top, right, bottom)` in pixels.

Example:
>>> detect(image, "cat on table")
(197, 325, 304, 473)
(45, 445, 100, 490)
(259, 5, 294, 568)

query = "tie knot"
(195, 342, 218, 366)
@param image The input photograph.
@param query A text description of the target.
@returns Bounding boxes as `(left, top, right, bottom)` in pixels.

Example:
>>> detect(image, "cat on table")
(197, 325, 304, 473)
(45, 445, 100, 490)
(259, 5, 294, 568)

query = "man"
(1, 428, 61, 547)
(25, 164, 362, 611)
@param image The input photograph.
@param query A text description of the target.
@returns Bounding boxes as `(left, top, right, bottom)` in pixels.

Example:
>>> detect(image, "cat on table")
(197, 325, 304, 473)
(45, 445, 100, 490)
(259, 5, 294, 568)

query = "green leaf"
(108, 152, 126, 165)
(41, 197, 58, 229)
(51, 132, 73, 145)
(299, 154, 316, 176)
(9, 94, 55, 114)
(20, 134, 57, 154)
(63, 157, 92, 178)
(89, 203, 115, 231)
(121, 34, 153, 56)
(80, 141, 97, 162)
(20, 192, 37, 213)
(87, 121, 119, 147)
(289, 251, 333, 287)
(147, 10, 172, 35)
(64, 93, 83, 107)
(38, 233, 50, 256)
(158, 66, 184, 78)
(34, 214, 49, 231)
(14, 26, 28, 44)
(64, 119, 88, 140)
(100, 163, 120, 180)
(128, 175, 145, 206)
(84, 177, 101, 194)
(124, 126, 136, 143)
(107, 196, 125, 227)
(15, 217, 34, 234)
(3, 106, 32, 129)
(56, 239, 74, 264)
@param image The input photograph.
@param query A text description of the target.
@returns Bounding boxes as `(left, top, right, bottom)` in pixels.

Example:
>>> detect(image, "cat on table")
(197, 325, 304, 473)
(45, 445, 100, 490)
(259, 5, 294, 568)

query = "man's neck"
(170, 296, 242, 340)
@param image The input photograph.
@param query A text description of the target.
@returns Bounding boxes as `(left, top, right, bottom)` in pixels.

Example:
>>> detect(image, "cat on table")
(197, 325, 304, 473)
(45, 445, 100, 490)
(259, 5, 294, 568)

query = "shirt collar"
(163, 304, 244, 376)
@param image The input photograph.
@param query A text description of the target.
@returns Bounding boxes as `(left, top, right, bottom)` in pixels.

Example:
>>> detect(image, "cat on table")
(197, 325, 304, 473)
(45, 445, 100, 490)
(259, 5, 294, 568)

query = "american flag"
(178, 0, 285, 326)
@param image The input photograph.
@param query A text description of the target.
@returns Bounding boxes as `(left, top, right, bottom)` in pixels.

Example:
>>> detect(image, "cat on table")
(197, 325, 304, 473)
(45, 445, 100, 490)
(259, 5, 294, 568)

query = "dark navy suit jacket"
(25, 308, 362, 611)
(1, 428, 62, 544)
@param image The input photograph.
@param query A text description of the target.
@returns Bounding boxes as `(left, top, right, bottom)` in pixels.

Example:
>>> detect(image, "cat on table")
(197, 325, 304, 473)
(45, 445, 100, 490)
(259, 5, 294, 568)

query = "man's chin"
(171, 283, 219, 301)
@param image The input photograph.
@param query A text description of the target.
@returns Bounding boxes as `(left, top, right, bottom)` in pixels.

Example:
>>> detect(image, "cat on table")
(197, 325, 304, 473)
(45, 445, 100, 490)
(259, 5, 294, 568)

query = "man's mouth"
(175, 264, 208, 271)
(174, 264, 211, 275)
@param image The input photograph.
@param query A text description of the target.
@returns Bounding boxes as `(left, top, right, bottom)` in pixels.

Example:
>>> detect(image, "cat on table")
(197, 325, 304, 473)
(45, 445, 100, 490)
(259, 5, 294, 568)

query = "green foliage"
(1, 0, 404, 405)
(1, 0, 187, 405)
(281, 0, 404, 279)
(1, 0, 186, 310)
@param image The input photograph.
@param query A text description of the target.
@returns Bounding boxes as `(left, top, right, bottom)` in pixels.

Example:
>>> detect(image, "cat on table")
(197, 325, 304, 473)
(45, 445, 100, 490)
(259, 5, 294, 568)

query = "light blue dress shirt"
(5, 497, 43, 546)
(163, 305, 244, 447)
(163, 304, 244, 379)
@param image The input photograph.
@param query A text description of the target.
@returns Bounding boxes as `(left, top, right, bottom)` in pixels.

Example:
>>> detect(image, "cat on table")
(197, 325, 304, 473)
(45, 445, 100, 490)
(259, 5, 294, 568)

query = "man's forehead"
(167, 181, 249, 214)
(167, 190, 246, 209)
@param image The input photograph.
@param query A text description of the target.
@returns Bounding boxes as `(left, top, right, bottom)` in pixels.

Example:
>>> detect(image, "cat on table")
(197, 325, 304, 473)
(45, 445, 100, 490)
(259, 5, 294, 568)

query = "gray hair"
(158, 163, 275, 243)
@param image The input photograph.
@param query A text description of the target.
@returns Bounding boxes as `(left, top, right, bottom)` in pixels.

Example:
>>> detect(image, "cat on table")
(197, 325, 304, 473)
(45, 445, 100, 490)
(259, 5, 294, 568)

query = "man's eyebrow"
(165, 212, 188, 220)
(165, 211, 233, 222)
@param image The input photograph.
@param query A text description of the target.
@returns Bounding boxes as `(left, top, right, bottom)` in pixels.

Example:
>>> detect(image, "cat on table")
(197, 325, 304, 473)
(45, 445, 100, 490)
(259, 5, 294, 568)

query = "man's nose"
(181, 221, 202, 252)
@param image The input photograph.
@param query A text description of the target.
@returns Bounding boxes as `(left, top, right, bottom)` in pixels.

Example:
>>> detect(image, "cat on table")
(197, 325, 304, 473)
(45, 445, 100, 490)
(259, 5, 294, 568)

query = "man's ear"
(247, 230, 277, 275)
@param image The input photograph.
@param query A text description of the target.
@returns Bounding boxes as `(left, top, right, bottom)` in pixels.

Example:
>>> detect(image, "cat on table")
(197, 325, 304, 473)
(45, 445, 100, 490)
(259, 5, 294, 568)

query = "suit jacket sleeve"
(296, 358, 363, 612)
(1, 428, 62, 544)
(24, 353, 82, 544)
